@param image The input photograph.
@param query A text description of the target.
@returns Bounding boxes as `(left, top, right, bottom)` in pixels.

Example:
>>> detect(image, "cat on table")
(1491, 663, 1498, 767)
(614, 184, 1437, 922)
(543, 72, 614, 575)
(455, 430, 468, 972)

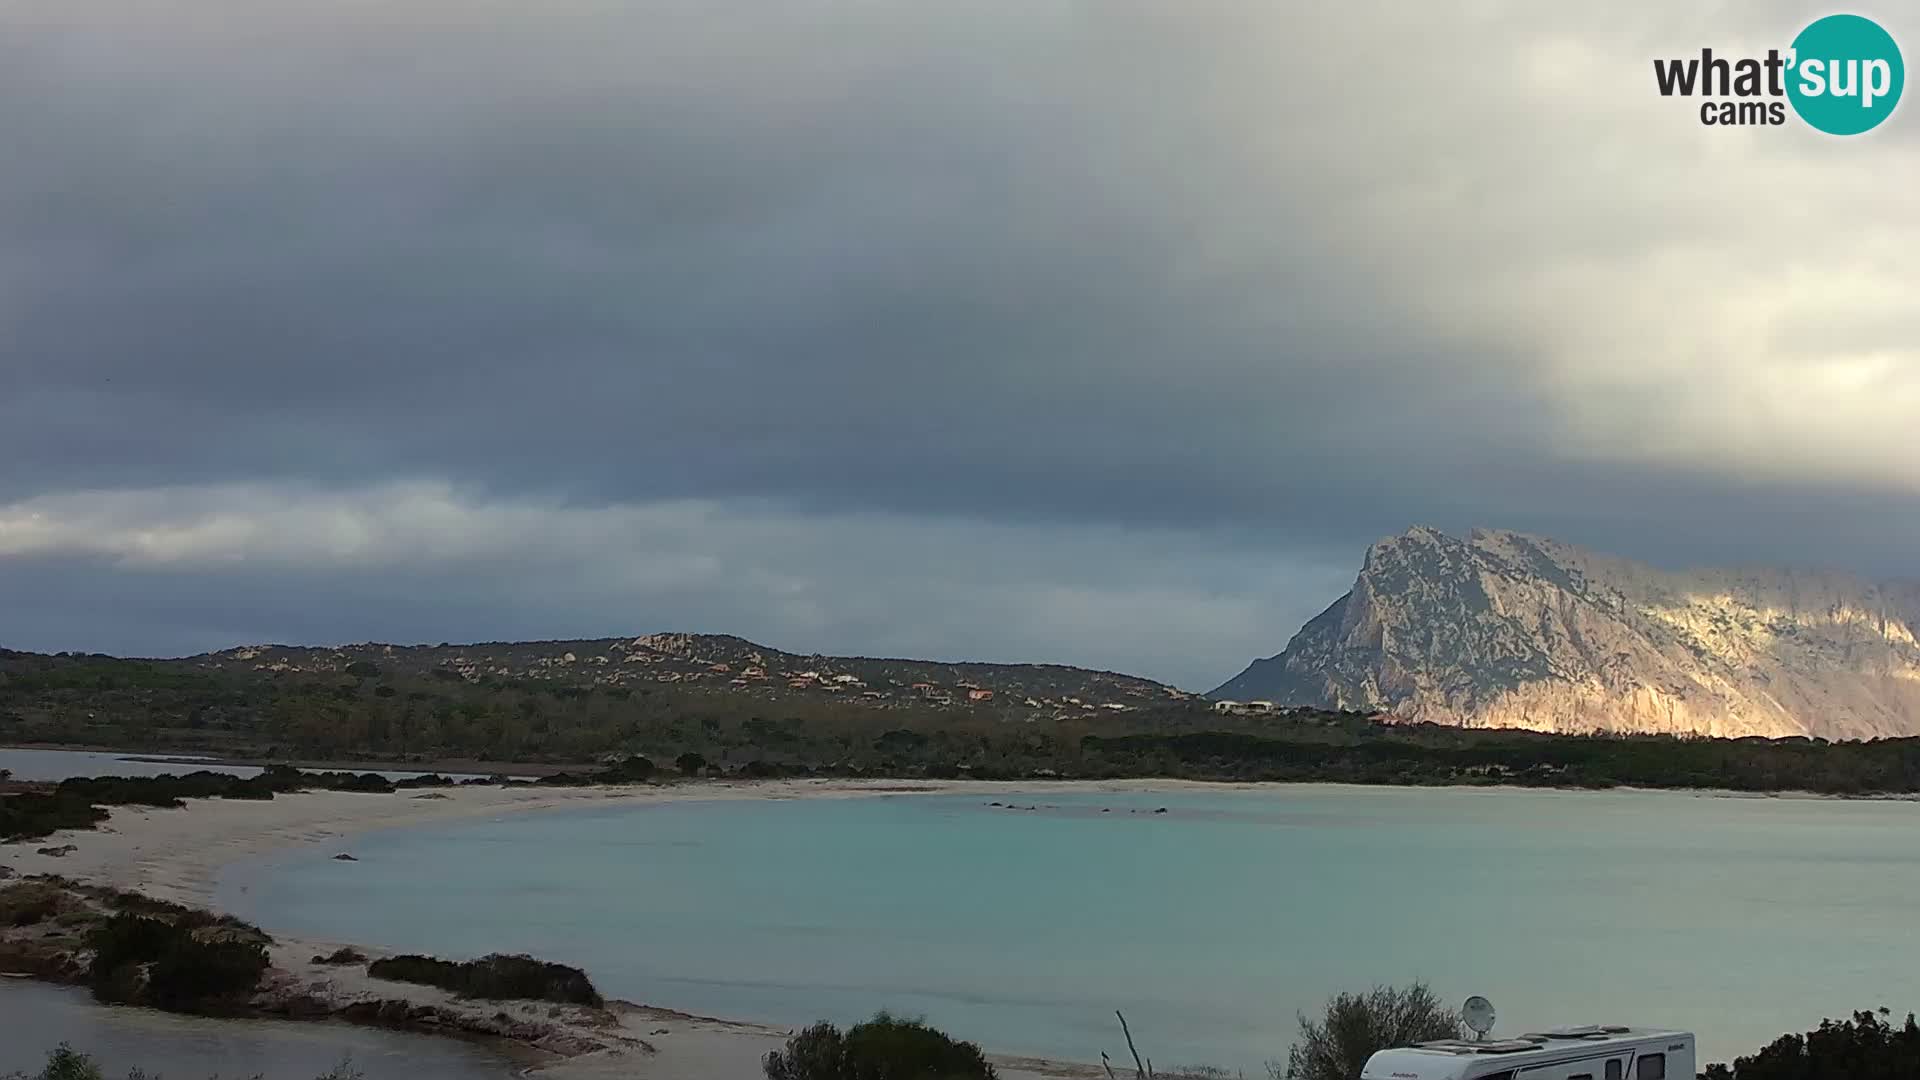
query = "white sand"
(3, 778, 1210, 1078)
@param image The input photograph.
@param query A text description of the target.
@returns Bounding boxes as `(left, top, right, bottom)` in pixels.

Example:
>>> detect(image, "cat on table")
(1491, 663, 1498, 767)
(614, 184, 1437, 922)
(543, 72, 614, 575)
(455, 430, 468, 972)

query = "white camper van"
(1362, 999, 1696, 1080)
(1361, 1025, 1697, 1080)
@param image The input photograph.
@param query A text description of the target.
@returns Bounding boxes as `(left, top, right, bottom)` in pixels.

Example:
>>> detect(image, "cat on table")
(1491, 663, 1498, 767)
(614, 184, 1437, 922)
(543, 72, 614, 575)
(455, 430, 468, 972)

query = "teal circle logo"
(1787, 14, 1904, 135)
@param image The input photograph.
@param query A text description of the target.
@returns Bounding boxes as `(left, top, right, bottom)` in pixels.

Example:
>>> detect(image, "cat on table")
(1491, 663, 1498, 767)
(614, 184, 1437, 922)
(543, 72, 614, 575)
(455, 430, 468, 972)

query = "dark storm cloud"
(3, 2, 1541, 512)
(1, 1, 1915, 681)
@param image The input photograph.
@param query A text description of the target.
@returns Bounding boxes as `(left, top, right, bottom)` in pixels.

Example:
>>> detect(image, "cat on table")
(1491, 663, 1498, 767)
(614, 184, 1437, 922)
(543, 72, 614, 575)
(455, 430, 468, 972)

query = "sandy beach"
(1, 777, 1222, 1079)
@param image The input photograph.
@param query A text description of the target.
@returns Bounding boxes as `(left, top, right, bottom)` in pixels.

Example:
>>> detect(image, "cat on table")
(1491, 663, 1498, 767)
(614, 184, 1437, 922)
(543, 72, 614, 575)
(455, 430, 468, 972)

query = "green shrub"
(602, 755, 656, 781)
(0, 882, 72, 927)
(366, 952, 602, 1006)
(18, 1043, 103, 1080)
(764, 1012, 998, 1080)
(1702, 1008, 1920, 1079)
(4, 1045, 360, 1080)
(85, 912, 268, 1010)
(0, 794, 110, 842)
(146, 935, 269, 1010)
(88, 914, 177, 980)
(1278, 983, 1460, 1080)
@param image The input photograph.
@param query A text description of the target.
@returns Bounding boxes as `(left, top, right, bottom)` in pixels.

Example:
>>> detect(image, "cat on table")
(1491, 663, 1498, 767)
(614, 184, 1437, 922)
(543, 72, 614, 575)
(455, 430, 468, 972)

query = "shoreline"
(1, 778, 1182, 1079)
(2, 776, 1291, 910)
(12, 740, 1920, 804)
(6, 769, 1917, 1075)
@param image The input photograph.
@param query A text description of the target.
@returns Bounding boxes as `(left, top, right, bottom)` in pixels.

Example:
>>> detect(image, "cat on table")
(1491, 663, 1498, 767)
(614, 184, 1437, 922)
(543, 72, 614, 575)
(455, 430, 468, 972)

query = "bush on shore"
(600, 754, 656, 781)
(366, 952, 603, 1007)
(1702, 1008, 1920, 1079)
(85, 912, 269, 1011)
(0, 793, 109, 843)
(764, 1012, 998, 1080)
(1, 881, 78, 927)
(1277, 982, 1459, 1080)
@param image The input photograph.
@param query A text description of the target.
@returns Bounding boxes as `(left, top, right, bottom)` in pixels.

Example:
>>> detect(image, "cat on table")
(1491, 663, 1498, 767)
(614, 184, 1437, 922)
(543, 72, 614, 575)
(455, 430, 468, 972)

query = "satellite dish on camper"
(1462, 996, 1497, 1040)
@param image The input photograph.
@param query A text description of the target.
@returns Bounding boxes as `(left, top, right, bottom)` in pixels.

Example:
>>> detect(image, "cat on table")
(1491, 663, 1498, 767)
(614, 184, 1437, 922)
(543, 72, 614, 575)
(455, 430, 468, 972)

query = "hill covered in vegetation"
(7, 645, 1920, 796)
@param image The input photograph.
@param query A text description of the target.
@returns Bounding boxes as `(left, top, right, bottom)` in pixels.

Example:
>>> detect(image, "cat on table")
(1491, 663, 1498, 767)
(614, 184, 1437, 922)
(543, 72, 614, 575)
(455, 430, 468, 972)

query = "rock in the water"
(332, 853, 359, 861)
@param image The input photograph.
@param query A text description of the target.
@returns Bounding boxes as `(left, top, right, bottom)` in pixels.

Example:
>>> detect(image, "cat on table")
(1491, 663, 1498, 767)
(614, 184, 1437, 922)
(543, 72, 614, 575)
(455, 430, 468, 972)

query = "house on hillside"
(1212, 699, 1241, 714)
(967, 688, 995, 702)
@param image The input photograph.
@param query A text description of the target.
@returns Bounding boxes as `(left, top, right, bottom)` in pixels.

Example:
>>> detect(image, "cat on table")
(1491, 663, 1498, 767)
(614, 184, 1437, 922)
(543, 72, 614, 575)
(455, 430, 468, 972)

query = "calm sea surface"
(212, 785, 1920, 1072)
(0, 746, 268, 781)
(0, 981, 518, 1079)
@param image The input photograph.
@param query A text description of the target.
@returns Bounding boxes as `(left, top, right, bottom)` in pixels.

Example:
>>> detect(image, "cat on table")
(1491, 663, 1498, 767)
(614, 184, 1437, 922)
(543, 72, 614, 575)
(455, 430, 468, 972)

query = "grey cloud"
(1, 0, 1915, 671)
(0, 485, 1359, 687)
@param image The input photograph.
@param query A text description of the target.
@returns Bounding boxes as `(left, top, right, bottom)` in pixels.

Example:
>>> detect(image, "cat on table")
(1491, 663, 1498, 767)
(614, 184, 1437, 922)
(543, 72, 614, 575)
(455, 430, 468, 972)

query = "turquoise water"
(218, 786, 1920, 1072)
(0, 981, 518, 1079)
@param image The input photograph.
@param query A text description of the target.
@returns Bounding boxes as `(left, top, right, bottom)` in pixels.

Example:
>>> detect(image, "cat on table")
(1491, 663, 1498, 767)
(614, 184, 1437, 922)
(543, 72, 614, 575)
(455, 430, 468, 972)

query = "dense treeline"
(9, 652, 1920, 795)
(1078, 728, 1920, 792)
(1701, 1009, 1920, 1079)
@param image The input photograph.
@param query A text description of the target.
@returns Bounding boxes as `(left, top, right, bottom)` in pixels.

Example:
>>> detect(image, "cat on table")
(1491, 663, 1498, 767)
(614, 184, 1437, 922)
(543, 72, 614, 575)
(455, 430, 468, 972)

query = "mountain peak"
(1215, 529, 1920, 739)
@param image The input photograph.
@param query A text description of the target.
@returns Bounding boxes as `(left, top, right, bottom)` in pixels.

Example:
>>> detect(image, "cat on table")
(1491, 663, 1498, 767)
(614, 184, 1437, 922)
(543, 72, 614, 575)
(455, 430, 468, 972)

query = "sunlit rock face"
(1216, 527, 1920, 739)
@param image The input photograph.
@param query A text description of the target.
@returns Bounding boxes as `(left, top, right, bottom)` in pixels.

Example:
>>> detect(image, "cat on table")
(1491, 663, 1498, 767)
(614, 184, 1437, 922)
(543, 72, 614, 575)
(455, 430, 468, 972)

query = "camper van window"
(1606, 1061, 1623, 1080)
(1569, 1074, 1593, 1080)
(1636, 1054, 1666, 1080)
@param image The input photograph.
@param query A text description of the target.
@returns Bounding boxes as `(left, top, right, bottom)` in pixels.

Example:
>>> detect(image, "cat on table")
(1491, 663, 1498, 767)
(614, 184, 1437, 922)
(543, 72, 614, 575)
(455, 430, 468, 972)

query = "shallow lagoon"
(216, 785, 1920, 1072)
(0, 981, 518, 1078)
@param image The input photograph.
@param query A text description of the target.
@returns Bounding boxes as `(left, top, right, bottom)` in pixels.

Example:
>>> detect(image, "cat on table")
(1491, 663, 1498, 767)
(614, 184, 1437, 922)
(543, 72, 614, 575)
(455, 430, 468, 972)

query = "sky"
(2, 1, 1916, 690)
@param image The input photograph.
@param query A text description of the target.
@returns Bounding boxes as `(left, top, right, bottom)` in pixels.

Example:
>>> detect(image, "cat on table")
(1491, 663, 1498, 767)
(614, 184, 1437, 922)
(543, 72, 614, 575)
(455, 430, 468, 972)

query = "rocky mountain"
(1214, 527, 1920, 739)
(188, 633, 1188, 715)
